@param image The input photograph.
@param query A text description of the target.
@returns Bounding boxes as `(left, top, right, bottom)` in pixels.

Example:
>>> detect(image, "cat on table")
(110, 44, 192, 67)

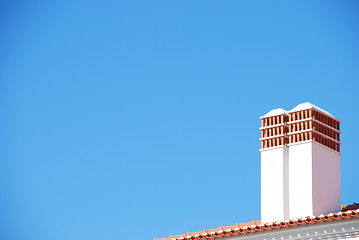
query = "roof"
(260, 108, 288, 119)
(156, 204, 359, 240)
(289, 102, 334, 118)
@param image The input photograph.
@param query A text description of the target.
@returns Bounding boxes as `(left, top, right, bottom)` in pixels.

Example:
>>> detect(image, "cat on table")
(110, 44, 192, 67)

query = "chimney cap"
(260, 108, 288, 119)
(288, 102, 334, 118)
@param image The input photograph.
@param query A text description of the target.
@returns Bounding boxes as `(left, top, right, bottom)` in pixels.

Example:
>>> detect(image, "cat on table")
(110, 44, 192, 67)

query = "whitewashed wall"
(261, 145, 289, 223)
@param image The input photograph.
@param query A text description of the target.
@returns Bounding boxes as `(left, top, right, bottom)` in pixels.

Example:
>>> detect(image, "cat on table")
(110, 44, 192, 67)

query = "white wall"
(261, 146, 289, 223)
(312, 141, 341, 216)
(288, 141, 313, 219)
(288, 141, 341, 219)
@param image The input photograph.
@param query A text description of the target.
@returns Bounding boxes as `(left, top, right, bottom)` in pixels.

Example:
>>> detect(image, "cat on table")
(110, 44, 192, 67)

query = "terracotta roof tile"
(155, 203, 359, 240)
(341, 202, 359, 211)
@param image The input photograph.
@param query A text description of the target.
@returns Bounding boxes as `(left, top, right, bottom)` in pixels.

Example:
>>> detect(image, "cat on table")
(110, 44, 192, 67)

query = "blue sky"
(0, 1, 358, 240)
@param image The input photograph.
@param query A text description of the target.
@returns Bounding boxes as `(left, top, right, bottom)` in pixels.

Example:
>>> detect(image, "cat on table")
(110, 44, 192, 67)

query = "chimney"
(260, 103, 341, 223)
(260, 108, 290, 223)
(287, 103, 341, 219)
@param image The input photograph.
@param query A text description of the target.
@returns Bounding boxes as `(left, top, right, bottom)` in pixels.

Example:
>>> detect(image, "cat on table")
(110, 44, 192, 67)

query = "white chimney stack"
(260, 103, 341, 223)
(260, 108, 290, 223)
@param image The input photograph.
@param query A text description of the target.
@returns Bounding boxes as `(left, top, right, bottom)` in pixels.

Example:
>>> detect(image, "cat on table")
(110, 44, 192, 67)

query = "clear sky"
(0, 1, 358, 240)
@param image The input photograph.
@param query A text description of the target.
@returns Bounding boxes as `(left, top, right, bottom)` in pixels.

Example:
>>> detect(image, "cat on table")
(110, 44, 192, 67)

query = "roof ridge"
(157, 207, 359, 240)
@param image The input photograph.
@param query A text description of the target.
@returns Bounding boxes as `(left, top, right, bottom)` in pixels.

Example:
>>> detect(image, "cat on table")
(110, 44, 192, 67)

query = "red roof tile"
(156, 204, 359, 240)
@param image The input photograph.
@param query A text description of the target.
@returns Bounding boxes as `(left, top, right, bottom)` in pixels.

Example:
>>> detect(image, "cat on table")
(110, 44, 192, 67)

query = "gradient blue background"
(0, 1, 358, 240)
